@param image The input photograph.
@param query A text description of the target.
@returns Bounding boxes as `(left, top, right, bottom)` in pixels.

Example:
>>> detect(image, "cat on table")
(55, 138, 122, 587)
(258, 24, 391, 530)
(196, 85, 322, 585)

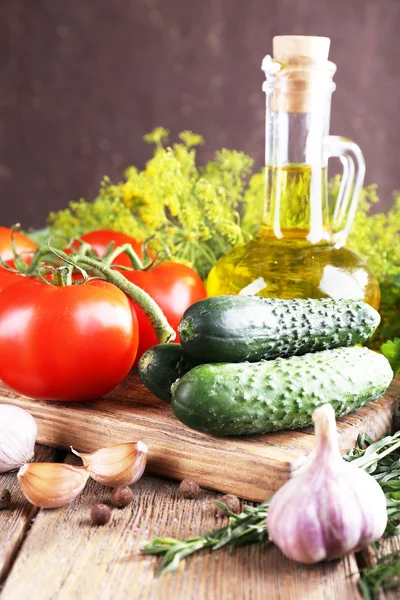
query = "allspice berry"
(178, 479, 201, 499)
(110, 486, 133, 508)
(215, 494, 241, 515)
(90, 503, 111, 526)
(0, 489, 11, 509)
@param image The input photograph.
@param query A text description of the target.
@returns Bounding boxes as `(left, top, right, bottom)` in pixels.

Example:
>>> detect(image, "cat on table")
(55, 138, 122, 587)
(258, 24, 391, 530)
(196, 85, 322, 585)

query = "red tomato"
(0, 227, 37, 262)
(79, 230, 146, 267)
(0, 279, 138, 401)
(0, 261, 26, 292)
(121, 262, 207, 365)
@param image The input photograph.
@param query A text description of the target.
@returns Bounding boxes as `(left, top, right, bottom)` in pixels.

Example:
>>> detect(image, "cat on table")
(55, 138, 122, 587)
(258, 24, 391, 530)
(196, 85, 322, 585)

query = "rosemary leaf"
(345, 433, 400, 598)
(359, 549, 400, 600)
(141, 500, 270, 574)
(143, 432, 400, 577)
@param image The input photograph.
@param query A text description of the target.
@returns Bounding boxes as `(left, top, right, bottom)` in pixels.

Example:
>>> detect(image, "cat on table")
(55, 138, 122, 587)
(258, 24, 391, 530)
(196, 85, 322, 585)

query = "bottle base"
(206, 239, 380, 310)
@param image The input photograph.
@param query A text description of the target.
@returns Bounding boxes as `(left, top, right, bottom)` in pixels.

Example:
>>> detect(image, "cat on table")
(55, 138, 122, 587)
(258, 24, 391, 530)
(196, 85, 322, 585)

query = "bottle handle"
(324, 136, 365, 245)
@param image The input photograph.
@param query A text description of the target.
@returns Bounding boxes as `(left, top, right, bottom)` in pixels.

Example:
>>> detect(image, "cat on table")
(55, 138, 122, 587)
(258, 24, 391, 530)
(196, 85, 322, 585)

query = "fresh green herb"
(47, 129, 254, 279)
(342, 178, 400, 348)
(376, 284, 400, 350)
(142, 499, 270, 574)
(358, 548, 400, 600)
(340, 181, 400, 284)
(345, 431, 400, 536)
(346, 432, 400, 599)
(381, 338, 400, 377)
(142, 431, 400, 576)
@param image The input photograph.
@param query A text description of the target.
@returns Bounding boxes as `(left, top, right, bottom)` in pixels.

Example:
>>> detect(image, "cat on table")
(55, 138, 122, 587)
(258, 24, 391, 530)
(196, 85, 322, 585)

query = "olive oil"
(206, 165, 380, 308)
(261, 164, 329, 241)
(206, 233, 380, 306)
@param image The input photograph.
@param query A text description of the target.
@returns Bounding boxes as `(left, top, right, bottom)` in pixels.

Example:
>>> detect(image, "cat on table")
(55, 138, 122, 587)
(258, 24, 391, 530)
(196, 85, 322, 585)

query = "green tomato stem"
(102, 243, 144, 269)
(26, 241, 94, 275)
(80, 256, 175, 343)
(50, 250, 175, 344)
(26, 247, 53, 274)
(52, 269, 64, 286)
(10, 225, 32, 272)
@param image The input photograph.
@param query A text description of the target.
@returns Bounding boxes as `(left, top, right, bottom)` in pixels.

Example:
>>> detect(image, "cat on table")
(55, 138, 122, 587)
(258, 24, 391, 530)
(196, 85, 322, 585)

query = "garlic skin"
(267, 404, 387, 564)
(71, 441, 148, 487)
(0, 405, 37, 473)
(18, 463, 89, 508)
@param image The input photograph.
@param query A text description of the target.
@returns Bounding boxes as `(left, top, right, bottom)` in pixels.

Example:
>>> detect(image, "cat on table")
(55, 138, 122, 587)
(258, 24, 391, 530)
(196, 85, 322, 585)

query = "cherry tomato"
(0, 226, 37, 262)
(0, 279, 138, 401)
(122, 262, 207, 365)
(79, 230, 146, 267)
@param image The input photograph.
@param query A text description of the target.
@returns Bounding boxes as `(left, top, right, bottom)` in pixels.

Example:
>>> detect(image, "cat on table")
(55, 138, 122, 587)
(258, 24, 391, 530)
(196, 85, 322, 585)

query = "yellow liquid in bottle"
(206, 165, 380, 308)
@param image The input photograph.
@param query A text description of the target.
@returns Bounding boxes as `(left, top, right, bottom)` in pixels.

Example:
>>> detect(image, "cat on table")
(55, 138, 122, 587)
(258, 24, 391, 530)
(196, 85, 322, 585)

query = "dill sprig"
(47, 128, 255, 280)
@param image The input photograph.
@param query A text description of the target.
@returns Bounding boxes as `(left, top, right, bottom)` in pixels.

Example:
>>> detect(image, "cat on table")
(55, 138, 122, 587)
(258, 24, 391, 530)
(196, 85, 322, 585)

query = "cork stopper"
(273, 36, 331, 61)
(270, 36, 333, 113)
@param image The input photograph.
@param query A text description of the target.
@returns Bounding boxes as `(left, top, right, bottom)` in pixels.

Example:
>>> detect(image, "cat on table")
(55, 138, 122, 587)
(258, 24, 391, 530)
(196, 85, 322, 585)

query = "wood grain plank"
(1, 375, 399, 502)
(0, 462, 362, 600)
(0, 445, 56, 586)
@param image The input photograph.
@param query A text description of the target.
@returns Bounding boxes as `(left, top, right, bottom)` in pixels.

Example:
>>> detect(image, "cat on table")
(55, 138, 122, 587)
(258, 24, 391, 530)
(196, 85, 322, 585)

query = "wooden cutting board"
(1, 374, 399, 502)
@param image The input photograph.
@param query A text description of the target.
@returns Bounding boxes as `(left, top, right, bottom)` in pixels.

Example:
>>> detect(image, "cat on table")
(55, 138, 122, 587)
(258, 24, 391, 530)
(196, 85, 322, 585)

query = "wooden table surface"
(0, 446, 398, 600)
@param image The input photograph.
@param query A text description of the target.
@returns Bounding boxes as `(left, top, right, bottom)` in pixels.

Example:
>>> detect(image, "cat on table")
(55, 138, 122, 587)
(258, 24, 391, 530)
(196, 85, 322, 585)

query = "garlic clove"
(0, 405, 37, 473)
(18, 463, 89, 508)
(71, 442, 148, 487)
(267, 404, 388, 564)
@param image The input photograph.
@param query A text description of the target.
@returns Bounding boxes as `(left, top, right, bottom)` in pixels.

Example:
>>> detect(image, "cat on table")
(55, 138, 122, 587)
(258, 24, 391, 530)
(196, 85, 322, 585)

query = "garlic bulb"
(18, 463, 89, 508)
(267, 404, 387, 564)
(71, 441, 148, 487)
(0, 405, 37, 473)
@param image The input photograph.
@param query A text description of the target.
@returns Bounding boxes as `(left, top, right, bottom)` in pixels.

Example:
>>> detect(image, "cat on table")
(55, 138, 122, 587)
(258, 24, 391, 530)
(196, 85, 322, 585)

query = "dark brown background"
(0, 0, 399, 229)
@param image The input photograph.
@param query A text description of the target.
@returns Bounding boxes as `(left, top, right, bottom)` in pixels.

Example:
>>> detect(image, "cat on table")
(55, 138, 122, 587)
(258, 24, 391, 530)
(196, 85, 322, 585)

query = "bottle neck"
(261, 56, 335, 243)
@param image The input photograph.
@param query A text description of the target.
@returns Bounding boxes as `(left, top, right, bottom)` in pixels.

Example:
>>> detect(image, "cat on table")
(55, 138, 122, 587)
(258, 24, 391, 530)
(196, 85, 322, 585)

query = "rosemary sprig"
(344, 433, 400, 599)
(142, 431, 400, 578)
(345, 431, 400, 536)
(142, 499, 270, 574)
(358, 549, 400, 600)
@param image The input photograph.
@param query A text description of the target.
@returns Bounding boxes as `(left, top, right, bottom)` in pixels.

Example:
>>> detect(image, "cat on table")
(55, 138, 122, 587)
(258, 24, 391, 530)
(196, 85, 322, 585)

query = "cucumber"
(138, 344, 201, 402)
(171, 347, 393, 436)
(178, 296, 380, 363)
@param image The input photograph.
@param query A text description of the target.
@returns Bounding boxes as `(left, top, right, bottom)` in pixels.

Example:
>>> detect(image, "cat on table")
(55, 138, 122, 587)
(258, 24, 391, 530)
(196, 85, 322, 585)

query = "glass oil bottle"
(206, 36, 380, 308)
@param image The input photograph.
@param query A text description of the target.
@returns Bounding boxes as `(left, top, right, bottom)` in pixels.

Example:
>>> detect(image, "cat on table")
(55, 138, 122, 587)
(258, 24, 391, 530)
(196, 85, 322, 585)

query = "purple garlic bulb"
(267, 403, 387, 564)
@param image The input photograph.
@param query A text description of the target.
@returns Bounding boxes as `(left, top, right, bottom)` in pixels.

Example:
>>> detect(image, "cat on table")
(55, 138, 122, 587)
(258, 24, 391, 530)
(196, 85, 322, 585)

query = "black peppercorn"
(110, 486, 133, 508)
(178, 479, 201, 499)
(90, 503, 111, 525)
(215, 494, 241, 515)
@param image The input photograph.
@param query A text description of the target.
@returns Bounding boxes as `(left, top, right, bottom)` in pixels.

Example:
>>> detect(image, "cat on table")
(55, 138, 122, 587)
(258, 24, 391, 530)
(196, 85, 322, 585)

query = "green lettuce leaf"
(381, 338, 400, 377)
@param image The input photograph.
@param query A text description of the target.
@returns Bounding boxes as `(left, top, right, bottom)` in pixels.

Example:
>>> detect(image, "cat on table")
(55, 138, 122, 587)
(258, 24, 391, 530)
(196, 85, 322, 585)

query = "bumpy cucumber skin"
(138, 344, 200, 402)
(171, 347, 393, 436)
(178, 296, 380, 363)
